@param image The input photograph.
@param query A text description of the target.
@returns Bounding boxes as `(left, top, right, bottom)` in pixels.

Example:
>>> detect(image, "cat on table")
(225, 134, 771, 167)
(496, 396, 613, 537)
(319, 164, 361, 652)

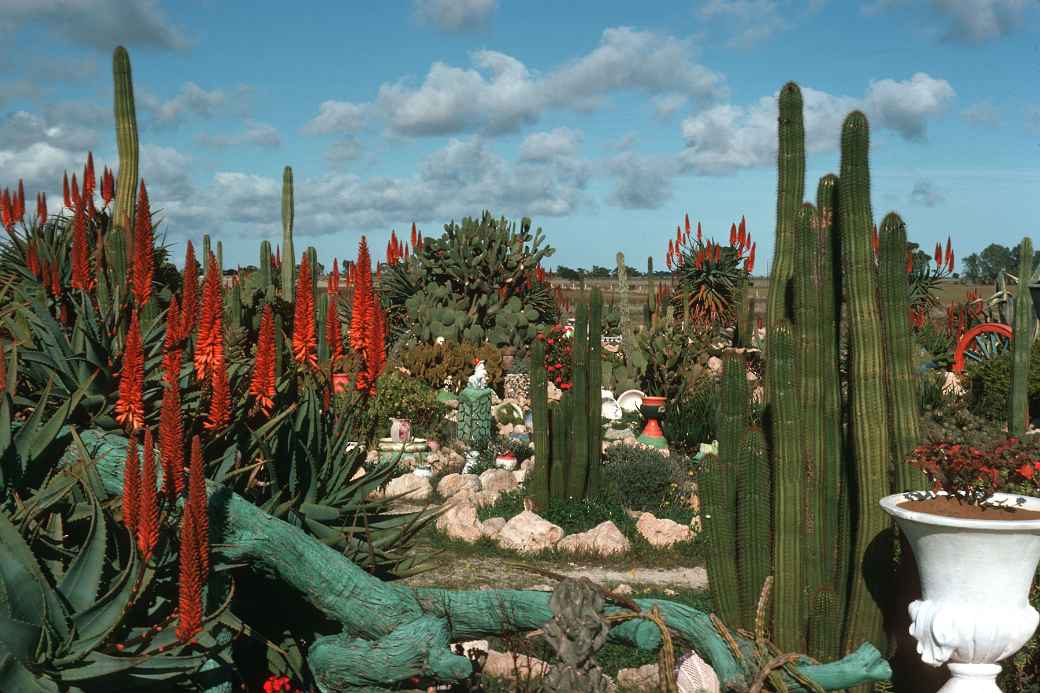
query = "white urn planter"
(880, 492, 1040, 693)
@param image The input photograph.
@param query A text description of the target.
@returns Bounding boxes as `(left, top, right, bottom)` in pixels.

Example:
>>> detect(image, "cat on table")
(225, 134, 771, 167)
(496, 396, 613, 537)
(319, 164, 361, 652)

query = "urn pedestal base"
(941, 663, 1001, 693)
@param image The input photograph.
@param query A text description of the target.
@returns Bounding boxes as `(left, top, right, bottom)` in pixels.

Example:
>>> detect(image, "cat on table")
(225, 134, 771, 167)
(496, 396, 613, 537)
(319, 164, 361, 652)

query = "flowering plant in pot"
(880, 434, 1040, 692)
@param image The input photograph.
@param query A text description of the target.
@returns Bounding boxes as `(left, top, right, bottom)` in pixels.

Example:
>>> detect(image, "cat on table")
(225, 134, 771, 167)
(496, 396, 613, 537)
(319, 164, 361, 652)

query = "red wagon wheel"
(952, 322, 1013, 374)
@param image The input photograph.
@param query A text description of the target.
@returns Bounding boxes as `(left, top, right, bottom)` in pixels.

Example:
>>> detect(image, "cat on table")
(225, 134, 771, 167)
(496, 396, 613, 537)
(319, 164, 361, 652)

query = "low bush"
(601, 446, 697, 524)
(662, 378, 719, 454)
(362, 370, 448, 441)
(396, 340, 505, 394)
(964, 343, 1040, 421)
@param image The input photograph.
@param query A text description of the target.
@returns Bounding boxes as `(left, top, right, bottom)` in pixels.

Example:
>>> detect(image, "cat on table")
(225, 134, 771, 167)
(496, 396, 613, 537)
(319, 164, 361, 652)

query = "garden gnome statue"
(459, 360, 493, 448)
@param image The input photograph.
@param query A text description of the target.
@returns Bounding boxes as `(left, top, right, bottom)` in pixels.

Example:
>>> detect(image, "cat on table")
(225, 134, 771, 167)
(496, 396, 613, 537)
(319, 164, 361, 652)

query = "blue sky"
(1, 0, 1038, 273)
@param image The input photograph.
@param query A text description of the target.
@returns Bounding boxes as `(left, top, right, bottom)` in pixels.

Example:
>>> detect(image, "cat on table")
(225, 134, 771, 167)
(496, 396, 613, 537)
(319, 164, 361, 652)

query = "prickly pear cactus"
(541, 578, 612, 693)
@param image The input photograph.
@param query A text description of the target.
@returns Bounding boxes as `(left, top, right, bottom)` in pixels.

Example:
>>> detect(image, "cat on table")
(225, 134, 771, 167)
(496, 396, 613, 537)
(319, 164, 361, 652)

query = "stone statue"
(467, 359, 488, 390)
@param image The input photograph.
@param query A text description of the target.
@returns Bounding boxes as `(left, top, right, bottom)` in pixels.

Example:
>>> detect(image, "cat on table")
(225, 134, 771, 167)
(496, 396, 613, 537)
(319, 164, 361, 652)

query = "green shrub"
(396, 340, 505, 394)
(477, 489, 527, 522)
(542, 495, 635, 536)
(601, 446, 696, 523)
(363, 370, 448, 440)
(662, 378, 719, 454)
(965, 343, 1040, 421)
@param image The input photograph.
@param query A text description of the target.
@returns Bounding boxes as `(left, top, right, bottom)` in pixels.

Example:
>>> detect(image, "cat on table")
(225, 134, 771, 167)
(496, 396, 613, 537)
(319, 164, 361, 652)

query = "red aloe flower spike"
(329, 259, 339, 294)
(292, 254, 317, 368)
(116, 310, 145, 431)
(36, 192, 47, 225)
(0, 189, 11, 230)
(684, 213, 690, 235)
(50, 263, 62, 298)
(667, 238, 674, 260)
(159, 369, 184, 499)
(696, 222, 702, 244)
(15, 180, 25, 222)
(250, 304, 277, 415)
(137, 427, 159, 562)
(175, 503, 202, 643)
(70, 173, 80, 207)
(205, 357, 231, 432)
(746, 242, 757, 274)
(715, 244, 721, 262)
(367, 298, 386, 393)
(188, 435, 210, 577)
(738, 216, 746, 250)
(194, 253, 223, 381)
(83, 153, 95, 199)
(180, 242, 199, 340)
(676, 225, 682, 252)
(102, 167, 114, 206)
(132, 181, 154, 306)
(666, 250, 673, 271)
(63, 172, 71, 208)
(934, 242, 942, 267)
(71, 199, 91, 290)
(122, 432, 140, 534)
(694, 249, 704, 270)
(349, 237, 372, 354)
(411, 222, 418, 249)
(948, 247, 955, 273)
(416, 231, 423, 251)
(162, 295, 182, 384)
(729, 222, 737, 247)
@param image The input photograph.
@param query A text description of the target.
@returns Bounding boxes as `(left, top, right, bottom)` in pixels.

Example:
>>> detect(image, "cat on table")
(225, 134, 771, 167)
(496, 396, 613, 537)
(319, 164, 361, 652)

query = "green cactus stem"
(112, 46, 140, 252)
(260, 240, 273, 288)
(586, 289, 603, 497)
(281, 166, 296, 302)
(839, 111, 891, 654)
(530, 337, 551, 508)
(567, 302, 590, 499)
(1010, 237, 1034, 436)
(736, 427, 771, 632)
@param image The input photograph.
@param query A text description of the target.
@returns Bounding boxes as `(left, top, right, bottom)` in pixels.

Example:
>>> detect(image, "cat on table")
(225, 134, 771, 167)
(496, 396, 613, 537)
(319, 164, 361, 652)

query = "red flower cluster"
(292, 254, 317, 368)
(349, 237, 386, 394)
(250, 304, 277, 415)
(132, 181, 155, 306)
(180, 242, 200, 340)
(542, 324, 573, 389)
(386, 229, 411, 266)
(262, 675, 302, 692)
(116, 310, 145, 431)
(0, 180, 26, 232)
(176, 435, 210, 642)
(911, 437, 1040, 502)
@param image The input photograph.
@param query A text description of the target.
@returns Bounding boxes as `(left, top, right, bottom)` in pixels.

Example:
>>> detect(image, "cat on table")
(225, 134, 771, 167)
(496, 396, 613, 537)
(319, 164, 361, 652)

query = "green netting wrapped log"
(529, 337, 551, 508)
(112, 46, 140, 251)
(768, 320, 806, 652)
(1010, 237, 1034, 436)
(839, 111, 891, 654)
(736, 426, 771, 632)
(765, 82, 805, 334)
(878, 212, 926, 492)
(281, 166, 296, 302)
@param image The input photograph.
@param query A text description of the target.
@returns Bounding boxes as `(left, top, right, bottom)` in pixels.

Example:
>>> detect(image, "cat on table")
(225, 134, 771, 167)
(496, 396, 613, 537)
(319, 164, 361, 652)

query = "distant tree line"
(962, 242, 1040, 283)
(553, 265, 673, 280)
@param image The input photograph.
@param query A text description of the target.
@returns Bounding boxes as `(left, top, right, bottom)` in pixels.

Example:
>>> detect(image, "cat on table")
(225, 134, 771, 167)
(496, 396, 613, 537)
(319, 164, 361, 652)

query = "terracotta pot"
(637, 395, 667, 449)
(881, 491, 1040, 692)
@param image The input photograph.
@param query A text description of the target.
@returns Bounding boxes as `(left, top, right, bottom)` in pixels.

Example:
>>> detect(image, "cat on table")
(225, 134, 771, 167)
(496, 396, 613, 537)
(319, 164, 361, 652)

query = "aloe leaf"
(0, 642, 58, 693)
(58, 494, 107, 612)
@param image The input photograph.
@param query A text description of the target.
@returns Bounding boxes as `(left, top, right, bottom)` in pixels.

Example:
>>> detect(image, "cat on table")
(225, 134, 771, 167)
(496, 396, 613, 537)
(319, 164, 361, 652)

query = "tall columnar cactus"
(878, 213, 925, 492)
(839, 111, 891, 654)
(217, 241, 224, 274)
(765, 82, 806, 334)
(529, 290, 603, 504)
(616, 252, 630, 340)
(1010, 237, 1035, 436)
(202, 235, 212, 275)
(530, 338, 551, 508)
(112, 46, 140, 252)
(736, 427, 771, 631)
(281, 166, 296, 302)
(259, 240, 273, 289)
(793, 202, 823, 590)
(767, 320, 805, 652)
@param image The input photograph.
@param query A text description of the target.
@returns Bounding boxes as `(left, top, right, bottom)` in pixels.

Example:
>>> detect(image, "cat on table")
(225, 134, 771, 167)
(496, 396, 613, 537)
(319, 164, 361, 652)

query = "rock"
(557, 521, 631, 556)
(437, 473, 482, 499)
(376, 474, 433, 502)
(617, 664, 660, 690)
(512, 469, 527, 485)
(603, 427, 632, 441)
(707, 356, 723, 375)
(482, 649, 548, 680)
(547, 382, 562, 401)
(746, 369, 758, 382)
(481, 517, 506, 537)
(943, 370, 966, 397)
(496, 511, 564, 553)
(612, 583, 633, 596)
(480, 468, 519, 495)
(436, 501, 484, 543)
(453, 639, 489, 655)
(636, 512, 694, 547)
(520, 457, 536, 473)
(451, 487, 502, 509)
(677, 651, 722, 692)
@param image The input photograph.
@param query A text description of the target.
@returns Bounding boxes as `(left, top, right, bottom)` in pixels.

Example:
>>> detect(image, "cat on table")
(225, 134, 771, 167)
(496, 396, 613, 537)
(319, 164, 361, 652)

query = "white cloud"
(863, 0, 1034, 43)
(0, 0, 190, 51)
(138, 82, 252, 128)
(696, 0, 792, 47)
(679, 76, 952, 174)
(413, 0, 496, 31)
(606, 152, 680, 209)
(302, 100, 368, 135)
(910, 179, 945, 207)
(196, 121, 281, 148)
(366, 27, 725, 137)
(653, 93, 689, 120)
(519, 128, 583, 162)
(961, 100, 1001, 128)
(325, 137, 363, 167)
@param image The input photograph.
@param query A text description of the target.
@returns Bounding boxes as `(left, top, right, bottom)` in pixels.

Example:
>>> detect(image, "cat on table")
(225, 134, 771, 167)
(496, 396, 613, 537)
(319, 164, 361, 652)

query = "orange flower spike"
(348, 237, 372, 353)
(70, 200, 91, 290)
(188, 434, 210, 576)
(746, 242, 757, 274)
(684, 213, 690, 236)
(63, 172, 71, 208)
(132, 181, 154, 306)
(249, 304, 277, 415)
(122, 432, 140, 534)
(0, 189, 11, 229)
(945, 237, 953, 270)
(15, 180, 25, 222)
(162, 295, 182, 384)
(137, 428, 159, 562)
(180, 242, 200, 340)
(193, 253, 223, 381)
(83, 153, 95, 199)
(329, 259, 340, 294)
(696, 222, 702, 244)
(948, 247, 955, 273)
(729, 222, 737, 247)
(116, 310, 145, 431)
(36, 193, 47, 225)
(205, 358, 231, 432)
(101, 167, 114, 207)
(291, 254, 317, 368)
(934, 242, 942, 267)
(70, 173, 80, 208)
(411, 222, 418, 249)
(738, 216, 747, 249)
(175, 506, 202, 643)
(159, 373, 184, 499)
